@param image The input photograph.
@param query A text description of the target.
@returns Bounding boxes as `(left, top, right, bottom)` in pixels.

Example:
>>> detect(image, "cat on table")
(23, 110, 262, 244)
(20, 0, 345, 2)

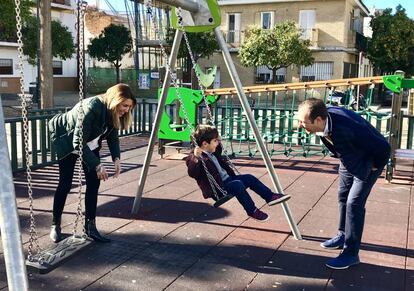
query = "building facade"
(199, 0, 373, 88)
(0, 0, 78, 94)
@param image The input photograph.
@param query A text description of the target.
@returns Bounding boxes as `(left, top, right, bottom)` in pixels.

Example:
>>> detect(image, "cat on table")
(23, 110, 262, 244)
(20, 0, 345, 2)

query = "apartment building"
(199, 0, 372, 88)
(0, 0, 78, 94)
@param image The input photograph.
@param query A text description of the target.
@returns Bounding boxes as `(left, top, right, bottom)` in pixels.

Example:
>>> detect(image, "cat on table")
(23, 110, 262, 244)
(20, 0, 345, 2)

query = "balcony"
(355, 31, 368, 52)
(301, 28, 319, 48)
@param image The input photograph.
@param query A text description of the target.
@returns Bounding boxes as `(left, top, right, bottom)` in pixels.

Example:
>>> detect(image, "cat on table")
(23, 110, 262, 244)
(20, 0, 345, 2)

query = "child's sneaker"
(249, 208, 269, 222)
(268, 193, 291, 206)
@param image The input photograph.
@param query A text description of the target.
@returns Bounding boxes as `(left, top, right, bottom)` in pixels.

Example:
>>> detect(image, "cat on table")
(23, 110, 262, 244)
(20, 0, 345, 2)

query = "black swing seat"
(213, 193, 235, 208)
(26, 235, 93, 274)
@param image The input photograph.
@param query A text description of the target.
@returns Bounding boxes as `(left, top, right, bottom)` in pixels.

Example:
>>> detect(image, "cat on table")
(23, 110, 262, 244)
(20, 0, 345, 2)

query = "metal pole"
(214, 27, 302, 240)
(0, 100, 29, 291)
(36, 0, 41, 107)
(134, 0, 140, 86)
(132, 29, 183, 214)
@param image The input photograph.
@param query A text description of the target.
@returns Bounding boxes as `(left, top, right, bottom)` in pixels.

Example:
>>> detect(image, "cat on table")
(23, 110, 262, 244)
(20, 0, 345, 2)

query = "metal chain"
(15, 0, 41, 261)
(176, 8, 214, 124)
(72, 1, 86, 237)
(175, 8, 240, 174)
(146, 1, 228, 199)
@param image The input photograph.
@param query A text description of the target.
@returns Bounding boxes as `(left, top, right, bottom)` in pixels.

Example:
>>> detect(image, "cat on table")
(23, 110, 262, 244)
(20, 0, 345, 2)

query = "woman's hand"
(114, 158, 121, 178)
(96, 164, 108, 181)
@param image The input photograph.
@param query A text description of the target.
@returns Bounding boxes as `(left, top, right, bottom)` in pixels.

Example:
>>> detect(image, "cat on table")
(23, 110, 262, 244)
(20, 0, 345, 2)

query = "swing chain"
(15, 0, 41, 261)
(174, 8, 240, 174)
(176, 8, 214, 125)
(72, 0, 87, 238)
(146, 1, 228, 199)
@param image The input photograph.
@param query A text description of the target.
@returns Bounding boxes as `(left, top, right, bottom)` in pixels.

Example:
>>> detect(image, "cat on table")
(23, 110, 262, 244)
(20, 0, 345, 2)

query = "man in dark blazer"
(297, 98, 390, 269)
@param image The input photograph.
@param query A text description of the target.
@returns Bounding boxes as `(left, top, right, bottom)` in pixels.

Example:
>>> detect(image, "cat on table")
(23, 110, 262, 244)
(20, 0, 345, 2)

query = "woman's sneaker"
(249, 208, 269, 222)
(268, 193, 291, 206)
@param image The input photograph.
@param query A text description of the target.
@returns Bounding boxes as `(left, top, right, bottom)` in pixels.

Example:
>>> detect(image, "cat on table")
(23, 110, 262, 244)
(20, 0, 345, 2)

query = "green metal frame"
(171, 0, 221, 32)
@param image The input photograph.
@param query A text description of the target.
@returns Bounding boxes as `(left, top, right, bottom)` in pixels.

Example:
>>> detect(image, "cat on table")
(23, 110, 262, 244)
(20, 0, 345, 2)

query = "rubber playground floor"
(2, 135, 414, 290)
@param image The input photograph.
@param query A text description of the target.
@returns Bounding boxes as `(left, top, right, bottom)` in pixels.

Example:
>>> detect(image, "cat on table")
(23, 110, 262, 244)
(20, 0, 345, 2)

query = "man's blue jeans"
(223, 174, 274, 215)
(337, 162, 384, 256)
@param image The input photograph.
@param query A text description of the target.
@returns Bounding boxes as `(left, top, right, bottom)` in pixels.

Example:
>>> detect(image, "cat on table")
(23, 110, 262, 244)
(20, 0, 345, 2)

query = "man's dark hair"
(193, 125, 219, 146)
(299, 98, 328, 122)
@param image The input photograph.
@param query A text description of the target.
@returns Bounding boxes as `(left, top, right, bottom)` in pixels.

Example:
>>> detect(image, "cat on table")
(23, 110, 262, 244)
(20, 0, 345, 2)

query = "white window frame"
(261, 11, 274, 29)
(227, 13, 241, 43)
(53, 60, 63, 75)
(299, 10, 316, 40)
(0, 59, 13, 75)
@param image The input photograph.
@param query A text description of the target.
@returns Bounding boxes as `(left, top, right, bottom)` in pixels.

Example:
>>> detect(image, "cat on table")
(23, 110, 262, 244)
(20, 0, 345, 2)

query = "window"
(300, 62, 333, 81)
(261, 12, 274, 29)
(53, 60, 63, 75)
(255, 66, 286, 84)
(343, 62, 358, 78)
(226, 13, 241, 43)
(299, 10, 316, 40)
(0, 59, 13, 75)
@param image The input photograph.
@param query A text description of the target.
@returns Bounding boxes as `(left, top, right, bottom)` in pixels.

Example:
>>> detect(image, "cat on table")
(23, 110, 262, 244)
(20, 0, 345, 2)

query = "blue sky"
(363, 0, 413, 18)
(88, 0, 414, 19)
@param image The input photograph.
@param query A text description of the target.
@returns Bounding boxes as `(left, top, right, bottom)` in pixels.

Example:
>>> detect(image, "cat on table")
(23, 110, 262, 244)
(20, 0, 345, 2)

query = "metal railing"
(5, 100, 157, 172)
(5, 80, 414, 171)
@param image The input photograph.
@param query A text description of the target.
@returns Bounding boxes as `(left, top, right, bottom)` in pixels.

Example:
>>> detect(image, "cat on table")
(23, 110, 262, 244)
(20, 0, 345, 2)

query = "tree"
(239, 21, 314, 83)
(367, 5, 414, 76)
(88, 24, 132, 83)
(0, 0, 31, 42)
(22, 16, 75, 65)
(166, 29, 219, 85)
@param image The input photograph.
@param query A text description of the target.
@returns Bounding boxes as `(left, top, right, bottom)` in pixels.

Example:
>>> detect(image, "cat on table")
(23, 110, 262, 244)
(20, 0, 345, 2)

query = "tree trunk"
(115, 61, 121, 84)
(40, 0, 53, 108)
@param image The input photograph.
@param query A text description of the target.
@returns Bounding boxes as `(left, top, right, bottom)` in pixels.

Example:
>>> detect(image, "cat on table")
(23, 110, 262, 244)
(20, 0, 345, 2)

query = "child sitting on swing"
(186, 125, 291, 221)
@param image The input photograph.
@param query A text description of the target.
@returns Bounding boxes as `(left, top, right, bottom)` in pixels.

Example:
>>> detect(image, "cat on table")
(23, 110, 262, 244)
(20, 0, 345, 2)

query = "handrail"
(205, 76, 384, 95)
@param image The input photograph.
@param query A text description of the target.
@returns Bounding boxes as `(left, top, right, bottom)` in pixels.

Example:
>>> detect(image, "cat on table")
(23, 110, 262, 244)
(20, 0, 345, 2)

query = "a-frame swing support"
(0, 101, 29, 290)
(132, 0, 302, 240)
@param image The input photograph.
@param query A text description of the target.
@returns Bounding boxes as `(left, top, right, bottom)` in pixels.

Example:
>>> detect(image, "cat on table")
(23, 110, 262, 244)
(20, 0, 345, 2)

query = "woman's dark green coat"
(48, 96, 120, 171)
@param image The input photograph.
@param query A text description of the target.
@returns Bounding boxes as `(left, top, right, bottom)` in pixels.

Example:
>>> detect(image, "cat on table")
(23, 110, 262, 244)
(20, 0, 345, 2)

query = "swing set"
(131, 0, 302, 237)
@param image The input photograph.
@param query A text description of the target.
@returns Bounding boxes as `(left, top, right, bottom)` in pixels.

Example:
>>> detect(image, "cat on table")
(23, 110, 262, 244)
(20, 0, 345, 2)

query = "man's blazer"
(320, 106, 391, 180)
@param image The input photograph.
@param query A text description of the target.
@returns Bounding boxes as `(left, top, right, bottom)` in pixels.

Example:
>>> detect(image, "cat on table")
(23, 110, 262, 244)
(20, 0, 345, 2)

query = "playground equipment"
(384, 71, 414, 181)
(131, 0, 302, 240)
(157, 83, 219, 158)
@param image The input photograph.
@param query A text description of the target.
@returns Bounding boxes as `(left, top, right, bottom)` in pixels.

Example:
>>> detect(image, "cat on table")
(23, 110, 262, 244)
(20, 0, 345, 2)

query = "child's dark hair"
(193, 125, 219, 146)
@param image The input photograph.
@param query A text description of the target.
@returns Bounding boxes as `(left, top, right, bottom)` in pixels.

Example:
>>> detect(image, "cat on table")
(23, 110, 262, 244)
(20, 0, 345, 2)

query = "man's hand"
(96, 164, 108, 181)
(194, 146, 203, 158)
(114, 159, 121, 178)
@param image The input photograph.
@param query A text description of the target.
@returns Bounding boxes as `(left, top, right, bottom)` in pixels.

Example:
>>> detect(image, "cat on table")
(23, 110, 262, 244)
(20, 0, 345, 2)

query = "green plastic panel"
(383, 75, 414, 93)
(194, 64, 217, 87)
(158, 87, 219, 141)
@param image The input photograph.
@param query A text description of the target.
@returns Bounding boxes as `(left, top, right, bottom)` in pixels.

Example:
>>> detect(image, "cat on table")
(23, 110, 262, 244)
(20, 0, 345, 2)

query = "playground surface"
(1, 135, 413, 290)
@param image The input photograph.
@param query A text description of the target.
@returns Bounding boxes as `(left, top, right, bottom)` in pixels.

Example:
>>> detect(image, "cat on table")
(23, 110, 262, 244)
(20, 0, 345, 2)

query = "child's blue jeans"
(223, 174, 273, 215)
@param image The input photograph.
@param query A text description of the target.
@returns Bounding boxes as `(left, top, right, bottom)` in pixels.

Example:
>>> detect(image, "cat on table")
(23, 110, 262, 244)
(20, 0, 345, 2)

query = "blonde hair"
(99, 83, 136, 130)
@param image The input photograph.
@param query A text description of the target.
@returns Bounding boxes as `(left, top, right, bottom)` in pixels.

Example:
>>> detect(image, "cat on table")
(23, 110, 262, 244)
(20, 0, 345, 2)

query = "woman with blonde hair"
(48, 83, 136, 243)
